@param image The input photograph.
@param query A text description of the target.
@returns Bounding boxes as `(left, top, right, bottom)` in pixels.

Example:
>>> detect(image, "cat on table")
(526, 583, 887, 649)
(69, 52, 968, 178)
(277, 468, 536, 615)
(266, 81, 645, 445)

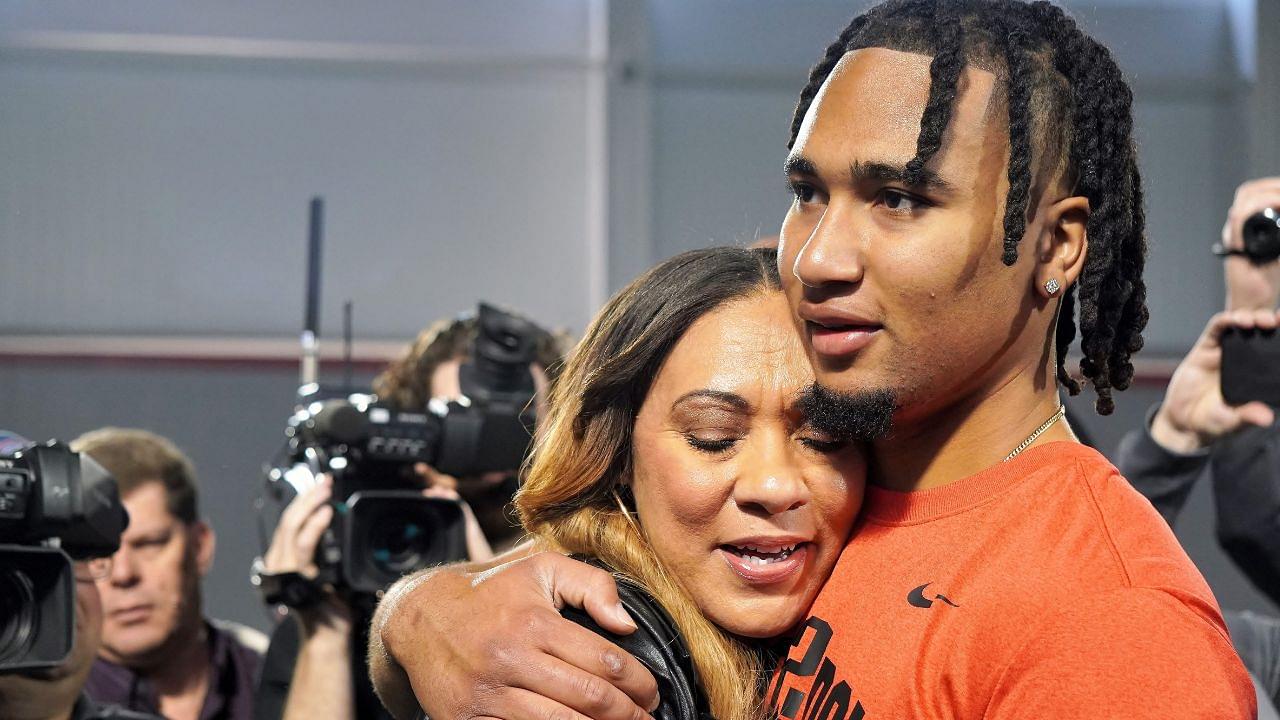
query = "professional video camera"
(0, 439, 127, 673)
(265, 302, 547, 595)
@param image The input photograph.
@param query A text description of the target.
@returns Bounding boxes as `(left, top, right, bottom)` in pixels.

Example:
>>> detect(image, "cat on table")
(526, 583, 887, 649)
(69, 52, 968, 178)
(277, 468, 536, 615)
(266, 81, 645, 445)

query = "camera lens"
(0, 569, 38, 667)
(1242, 208, 1280, 264)
(342, 493, 468, 594)
(368, 514, 432, 575)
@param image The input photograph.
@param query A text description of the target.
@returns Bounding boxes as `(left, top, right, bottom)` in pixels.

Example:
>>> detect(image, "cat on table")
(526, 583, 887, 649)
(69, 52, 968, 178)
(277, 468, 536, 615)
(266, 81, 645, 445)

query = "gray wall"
(1, 0, 614, 633)
(0, 0, 609, 338)
(3, 0, 1278, 633)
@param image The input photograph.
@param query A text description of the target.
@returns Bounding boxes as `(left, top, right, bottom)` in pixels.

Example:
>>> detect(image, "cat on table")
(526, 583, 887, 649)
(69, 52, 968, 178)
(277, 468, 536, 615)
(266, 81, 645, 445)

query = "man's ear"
(1034, 195, 1090, 299)
(191, 520, 216, 577)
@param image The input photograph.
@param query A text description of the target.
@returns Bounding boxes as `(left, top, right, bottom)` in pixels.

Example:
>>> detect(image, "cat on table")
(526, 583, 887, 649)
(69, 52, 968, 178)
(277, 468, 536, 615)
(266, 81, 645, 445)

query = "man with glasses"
(0, 436, 160, 720)
(72, 428, 265, 720)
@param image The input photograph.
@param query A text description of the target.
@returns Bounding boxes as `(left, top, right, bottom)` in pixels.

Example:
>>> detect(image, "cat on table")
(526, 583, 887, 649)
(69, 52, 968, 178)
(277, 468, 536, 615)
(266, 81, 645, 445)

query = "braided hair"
(789, 0, 1147, 415)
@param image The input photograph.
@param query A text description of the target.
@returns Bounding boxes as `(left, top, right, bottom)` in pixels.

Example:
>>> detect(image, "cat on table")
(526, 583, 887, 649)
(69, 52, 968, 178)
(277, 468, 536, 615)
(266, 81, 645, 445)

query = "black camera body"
(1241, 209, 1280, 265)
(0, 440, 127, 673)
(267, 303, 546, 595)
(1213, 209, 1280, 265)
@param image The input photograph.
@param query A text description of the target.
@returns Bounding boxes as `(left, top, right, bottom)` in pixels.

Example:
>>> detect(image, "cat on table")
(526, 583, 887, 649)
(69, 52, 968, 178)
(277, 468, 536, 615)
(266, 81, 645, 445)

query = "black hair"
(789, 0, 1147, 415)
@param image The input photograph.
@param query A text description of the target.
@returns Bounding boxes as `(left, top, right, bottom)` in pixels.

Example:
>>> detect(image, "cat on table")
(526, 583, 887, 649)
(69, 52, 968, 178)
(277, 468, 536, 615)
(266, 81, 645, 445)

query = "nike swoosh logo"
(908, 582, 960, 609)
(907, 583, 934, 608)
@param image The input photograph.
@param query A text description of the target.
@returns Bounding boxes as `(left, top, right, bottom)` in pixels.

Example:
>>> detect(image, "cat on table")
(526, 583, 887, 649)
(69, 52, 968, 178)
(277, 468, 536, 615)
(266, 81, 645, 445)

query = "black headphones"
(559, 558, 712, 720)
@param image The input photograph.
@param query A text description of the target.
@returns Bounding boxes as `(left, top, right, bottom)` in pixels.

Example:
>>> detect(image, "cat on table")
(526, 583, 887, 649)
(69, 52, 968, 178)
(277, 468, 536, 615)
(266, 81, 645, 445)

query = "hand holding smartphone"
(1221, 327, 1280, 407)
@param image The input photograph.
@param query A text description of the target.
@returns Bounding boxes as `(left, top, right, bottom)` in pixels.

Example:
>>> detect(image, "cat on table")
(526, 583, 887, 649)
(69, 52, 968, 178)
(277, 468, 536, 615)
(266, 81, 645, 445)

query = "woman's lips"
(807, 322, 880, 358)
(717, 543, 810, 585)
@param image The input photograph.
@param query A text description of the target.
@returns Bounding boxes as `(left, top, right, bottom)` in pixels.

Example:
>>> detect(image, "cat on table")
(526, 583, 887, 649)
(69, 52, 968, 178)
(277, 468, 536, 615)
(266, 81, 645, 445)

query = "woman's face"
(630, 290, 865, 638)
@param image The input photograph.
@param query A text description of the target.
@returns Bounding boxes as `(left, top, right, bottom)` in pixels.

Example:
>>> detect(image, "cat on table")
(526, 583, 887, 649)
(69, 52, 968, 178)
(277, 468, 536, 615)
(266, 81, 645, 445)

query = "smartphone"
(1221, 327, 1280, 406)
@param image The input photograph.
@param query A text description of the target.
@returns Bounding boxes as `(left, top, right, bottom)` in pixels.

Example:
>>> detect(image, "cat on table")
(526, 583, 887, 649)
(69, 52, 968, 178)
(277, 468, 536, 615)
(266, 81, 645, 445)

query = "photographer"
(1116, 176, 1280, 709)
(371, 313, 565, 552)
(0, 433, 158, 720)
(0, 557, 161, 720)
(72, 429, 265, 720)
(252, 310, 566, 720)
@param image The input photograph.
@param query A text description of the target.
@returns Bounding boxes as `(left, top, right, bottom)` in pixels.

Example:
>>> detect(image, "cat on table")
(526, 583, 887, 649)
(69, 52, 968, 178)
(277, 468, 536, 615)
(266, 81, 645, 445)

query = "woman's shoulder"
(560, 556, 713, 720)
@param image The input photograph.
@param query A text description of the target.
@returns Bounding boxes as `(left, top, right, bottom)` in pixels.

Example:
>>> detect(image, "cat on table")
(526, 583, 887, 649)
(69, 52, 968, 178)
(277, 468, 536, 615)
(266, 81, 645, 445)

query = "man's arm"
(1208, 177, 1280, 607)
(255, 477, 355, 720)
(368, 549, 523, 720)
(1117, 311, 1278, 526)
(1226, 610, 1280, 712)
(1114, 411, 1210, 527)
(1212, 426, 1280, 605)
(985, 589, 1256, 718)
(282, 598, 355, 720)
(369, 547, 660, 720)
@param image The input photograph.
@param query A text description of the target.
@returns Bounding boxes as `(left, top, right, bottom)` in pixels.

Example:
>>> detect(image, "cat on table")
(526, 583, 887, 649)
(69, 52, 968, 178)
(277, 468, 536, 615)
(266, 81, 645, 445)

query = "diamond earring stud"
(1044, 278, 1061, 295)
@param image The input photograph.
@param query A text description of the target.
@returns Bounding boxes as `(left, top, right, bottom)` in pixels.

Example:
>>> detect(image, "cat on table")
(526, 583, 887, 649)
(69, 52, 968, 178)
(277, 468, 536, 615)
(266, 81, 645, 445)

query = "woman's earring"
(613, 487, 640, 531)
(1044, 278, 1061, 296)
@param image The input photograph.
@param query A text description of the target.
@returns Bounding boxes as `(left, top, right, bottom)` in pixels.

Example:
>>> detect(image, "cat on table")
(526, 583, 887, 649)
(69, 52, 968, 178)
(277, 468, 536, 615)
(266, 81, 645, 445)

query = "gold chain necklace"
(1003, 405, 1066, 462)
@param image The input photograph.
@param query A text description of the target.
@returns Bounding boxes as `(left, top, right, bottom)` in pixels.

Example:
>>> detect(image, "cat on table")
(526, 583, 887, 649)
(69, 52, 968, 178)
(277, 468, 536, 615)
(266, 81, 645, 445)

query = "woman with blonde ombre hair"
(516, 247, 865, 720)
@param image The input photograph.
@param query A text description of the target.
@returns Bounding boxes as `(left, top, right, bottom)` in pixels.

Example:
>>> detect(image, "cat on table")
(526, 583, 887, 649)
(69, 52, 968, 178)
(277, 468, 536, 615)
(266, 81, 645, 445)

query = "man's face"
(779, 48, 1053, 425)
(95, 482, 211, 669)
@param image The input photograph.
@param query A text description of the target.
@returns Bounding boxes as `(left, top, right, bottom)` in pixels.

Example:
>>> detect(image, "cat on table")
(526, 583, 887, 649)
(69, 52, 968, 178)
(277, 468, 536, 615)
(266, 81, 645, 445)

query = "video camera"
(0, 439, 127, 673)
(1215, 208, 1280, 265)
(265, 303, 547, 595)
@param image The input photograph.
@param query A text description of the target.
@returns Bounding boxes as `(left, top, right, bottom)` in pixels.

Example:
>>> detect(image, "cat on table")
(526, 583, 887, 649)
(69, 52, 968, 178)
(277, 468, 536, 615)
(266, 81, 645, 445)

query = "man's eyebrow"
(783, 154, 819, 178)
(671, 389, 750, 411)
(851, 160, 956, 194)
(784, 154, 956, 195)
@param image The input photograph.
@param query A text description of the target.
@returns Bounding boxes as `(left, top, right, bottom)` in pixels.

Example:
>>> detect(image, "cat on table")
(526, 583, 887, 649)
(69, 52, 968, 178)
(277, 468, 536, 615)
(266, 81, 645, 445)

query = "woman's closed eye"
(795, 427, 849, 453)
(683, 432, 740, 454)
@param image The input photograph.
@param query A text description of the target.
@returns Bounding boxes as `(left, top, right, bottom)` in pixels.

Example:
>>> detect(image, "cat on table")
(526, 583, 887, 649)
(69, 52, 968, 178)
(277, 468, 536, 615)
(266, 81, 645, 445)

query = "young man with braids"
(366, 1, 1255, 717)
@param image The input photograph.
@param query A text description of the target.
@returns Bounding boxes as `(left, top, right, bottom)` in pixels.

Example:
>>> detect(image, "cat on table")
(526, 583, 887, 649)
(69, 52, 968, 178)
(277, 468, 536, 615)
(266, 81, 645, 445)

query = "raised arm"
(1118, 311, 1279, 526)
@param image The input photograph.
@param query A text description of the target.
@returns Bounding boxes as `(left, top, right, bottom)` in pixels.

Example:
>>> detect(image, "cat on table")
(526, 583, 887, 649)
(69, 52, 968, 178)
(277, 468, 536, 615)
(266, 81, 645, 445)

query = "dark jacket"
(71, 693, 163, 720)
(1116, 409, 1280, 601)
(86, 619, 263, 720)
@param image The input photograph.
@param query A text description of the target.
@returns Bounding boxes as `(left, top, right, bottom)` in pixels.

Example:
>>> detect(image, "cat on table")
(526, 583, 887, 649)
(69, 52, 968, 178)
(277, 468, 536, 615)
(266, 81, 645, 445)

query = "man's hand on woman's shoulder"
(370, 549, 660, 720)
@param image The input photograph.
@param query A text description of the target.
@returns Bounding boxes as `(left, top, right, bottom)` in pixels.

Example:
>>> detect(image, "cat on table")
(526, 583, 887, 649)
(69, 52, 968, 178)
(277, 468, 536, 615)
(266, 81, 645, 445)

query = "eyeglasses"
(73, 556, 113, 582)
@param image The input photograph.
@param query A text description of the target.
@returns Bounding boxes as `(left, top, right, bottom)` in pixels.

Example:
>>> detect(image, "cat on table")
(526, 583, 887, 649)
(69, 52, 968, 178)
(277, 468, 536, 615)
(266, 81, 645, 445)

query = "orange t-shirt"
(767, 442, 1255, 719)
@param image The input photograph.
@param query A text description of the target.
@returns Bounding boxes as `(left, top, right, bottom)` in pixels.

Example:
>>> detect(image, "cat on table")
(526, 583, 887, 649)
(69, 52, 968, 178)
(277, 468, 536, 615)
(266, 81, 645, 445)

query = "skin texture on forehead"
(642, 293, 812, 404)
(797, 47, 1007, 208)
(780, 47, 1062, 425)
